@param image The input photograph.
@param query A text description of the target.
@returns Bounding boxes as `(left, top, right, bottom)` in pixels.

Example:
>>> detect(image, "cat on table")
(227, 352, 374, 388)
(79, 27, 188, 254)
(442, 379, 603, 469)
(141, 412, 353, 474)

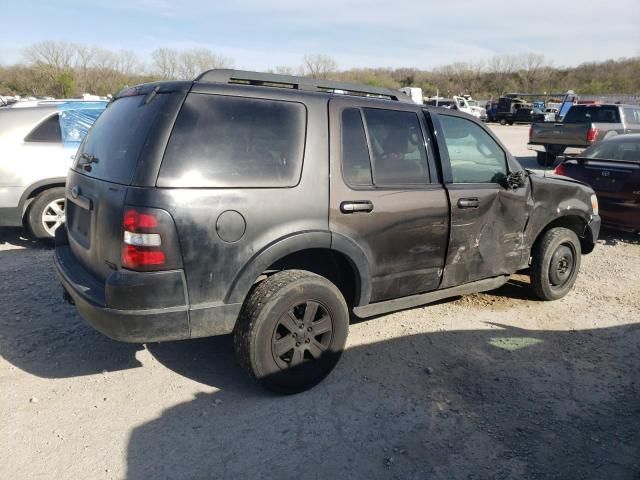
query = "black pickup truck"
(54, 70, 602, 392)
(529, 104, 640, 166)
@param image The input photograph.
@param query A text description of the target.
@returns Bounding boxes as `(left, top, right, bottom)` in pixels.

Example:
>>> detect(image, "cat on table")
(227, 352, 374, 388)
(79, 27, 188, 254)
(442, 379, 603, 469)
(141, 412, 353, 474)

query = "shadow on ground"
(130, 324, 640, 480)
(599, 227, 640, 246)
(2, 225, 639, 478)
(0, 227, 143, 377)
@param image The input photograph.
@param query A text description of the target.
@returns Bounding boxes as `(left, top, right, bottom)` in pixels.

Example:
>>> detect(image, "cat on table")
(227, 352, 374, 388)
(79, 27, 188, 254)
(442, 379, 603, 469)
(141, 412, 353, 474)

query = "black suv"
(55, 70, 601, 393)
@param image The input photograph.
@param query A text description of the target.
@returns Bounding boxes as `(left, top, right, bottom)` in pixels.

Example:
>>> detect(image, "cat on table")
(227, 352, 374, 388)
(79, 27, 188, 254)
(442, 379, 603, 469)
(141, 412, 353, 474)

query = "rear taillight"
(586, 127, 598, 144)
(121, 207, 182, 271)
(554, 162, 566, 176)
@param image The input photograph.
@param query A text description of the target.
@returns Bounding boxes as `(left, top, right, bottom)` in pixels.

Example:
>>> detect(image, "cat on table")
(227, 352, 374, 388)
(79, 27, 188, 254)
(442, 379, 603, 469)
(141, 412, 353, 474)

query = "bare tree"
(518, 53, 547, 93)
(302, 54, 338, 80)
(177, 48, 232, 79)
(23, 41, 76, 74)
(487, 55, 518, 96)
(151, 48, 180, 79)
(271, 65, 295, 75)
(115, 50, 142, 77)
(23, 40, 78, 97)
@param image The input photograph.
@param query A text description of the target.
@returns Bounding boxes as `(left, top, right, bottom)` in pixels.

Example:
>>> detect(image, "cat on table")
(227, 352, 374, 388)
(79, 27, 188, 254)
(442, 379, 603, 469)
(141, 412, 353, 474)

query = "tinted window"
(158, 94, 306, 188)
(564, 106, 621, 123)
(24, 114, 61, 143)
(75, 94, 171, 184)
(341, 108, 372, 186)
(438, 115, 507, 184)
(362, 108, 429, 185)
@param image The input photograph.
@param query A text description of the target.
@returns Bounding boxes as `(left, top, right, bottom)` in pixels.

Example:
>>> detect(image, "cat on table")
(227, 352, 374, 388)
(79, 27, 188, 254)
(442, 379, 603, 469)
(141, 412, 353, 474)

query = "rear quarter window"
(24, 113, 62, 143)
(158, 94, 306, 188)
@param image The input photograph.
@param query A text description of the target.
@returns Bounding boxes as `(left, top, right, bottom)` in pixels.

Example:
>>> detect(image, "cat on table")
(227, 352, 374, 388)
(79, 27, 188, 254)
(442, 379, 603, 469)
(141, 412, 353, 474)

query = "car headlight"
(590, 194, 599, 216)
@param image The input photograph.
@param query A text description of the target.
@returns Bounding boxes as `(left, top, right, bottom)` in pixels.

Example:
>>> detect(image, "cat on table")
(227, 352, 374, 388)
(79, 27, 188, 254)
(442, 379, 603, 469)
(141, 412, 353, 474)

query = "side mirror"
(505, 170, 527, 189)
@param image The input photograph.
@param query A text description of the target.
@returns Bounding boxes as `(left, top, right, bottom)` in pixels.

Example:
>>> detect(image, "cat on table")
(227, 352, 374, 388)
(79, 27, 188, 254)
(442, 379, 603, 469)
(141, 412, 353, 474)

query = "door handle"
(340, 200, 374, 214)
(458, 197, 479, 208)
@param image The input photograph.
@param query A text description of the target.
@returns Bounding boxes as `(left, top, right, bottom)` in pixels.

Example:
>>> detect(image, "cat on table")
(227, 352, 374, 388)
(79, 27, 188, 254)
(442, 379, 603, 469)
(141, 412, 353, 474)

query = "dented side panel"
(523, 174, 595, 251)
(441, 182, 531, 288)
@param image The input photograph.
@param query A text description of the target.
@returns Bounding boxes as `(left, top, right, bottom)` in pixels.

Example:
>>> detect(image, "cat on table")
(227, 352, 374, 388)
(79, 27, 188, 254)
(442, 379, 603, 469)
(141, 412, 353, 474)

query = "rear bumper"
(54, 229, 241, 342)
(528, 144, 585, 155)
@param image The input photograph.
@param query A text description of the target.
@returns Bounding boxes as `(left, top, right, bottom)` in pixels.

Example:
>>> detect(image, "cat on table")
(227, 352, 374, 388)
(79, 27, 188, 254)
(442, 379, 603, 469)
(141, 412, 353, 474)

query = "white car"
(0, 101, 106, 238)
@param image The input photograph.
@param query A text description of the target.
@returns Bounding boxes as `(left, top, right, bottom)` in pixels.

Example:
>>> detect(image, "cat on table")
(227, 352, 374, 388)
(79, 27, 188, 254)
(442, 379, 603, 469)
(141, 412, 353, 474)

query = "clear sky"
(2, 0, 639, 70)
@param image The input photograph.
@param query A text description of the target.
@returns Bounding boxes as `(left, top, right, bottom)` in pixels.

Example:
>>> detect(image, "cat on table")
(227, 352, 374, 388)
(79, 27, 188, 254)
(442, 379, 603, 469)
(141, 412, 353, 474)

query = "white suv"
(0, 101, 105, 238)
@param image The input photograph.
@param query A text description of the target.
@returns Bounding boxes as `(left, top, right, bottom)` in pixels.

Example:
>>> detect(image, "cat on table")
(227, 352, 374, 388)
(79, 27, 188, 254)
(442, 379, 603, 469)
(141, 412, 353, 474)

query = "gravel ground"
(1, 125, 639, 480)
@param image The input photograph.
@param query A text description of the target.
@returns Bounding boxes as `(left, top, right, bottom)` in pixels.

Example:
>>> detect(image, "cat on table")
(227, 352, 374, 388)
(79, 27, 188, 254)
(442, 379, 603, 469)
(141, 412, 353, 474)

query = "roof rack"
(195, 69, 413, 103)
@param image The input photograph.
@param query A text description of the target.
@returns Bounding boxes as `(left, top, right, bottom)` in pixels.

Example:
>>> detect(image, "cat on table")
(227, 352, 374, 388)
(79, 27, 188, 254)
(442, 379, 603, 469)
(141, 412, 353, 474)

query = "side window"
(623, 107, 639, 125)
(158, 94, 306, 188)
(438, 115, 507, 184)
(341, 108, 373, 186)
(59, 108, 104, 144)
(24, 114, 62, 143)
(361, 108, 429, 185)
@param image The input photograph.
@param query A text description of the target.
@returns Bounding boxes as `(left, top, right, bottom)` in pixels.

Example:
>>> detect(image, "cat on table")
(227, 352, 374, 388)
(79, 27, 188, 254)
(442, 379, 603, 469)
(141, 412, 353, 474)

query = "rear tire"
(499, 118, 507, 125)
(530, 227, 581, 300)
(27, 187, 66, 239)
(233, 270, 349, 394)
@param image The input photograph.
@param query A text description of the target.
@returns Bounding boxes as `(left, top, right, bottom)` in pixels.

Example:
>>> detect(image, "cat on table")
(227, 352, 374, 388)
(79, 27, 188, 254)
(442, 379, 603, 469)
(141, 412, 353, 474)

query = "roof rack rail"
(195, 69, 413, 103)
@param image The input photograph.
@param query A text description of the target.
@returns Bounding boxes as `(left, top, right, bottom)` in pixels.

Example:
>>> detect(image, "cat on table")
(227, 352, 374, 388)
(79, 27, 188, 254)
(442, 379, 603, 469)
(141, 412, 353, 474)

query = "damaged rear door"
(431, 112, 531, 287)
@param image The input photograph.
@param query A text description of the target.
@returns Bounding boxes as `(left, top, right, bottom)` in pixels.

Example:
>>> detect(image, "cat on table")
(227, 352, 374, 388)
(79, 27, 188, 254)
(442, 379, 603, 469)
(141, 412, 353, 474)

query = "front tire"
(530, 227, 582, 300)
(234, 270, 349, 394)
(27, 187, 66, 239)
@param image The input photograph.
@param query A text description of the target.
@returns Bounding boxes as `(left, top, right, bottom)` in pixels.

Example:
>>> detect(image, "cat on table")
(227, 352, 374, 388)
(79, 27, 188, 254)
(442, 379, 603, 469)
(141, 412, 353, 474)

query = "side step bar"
(353, 275, 510, 318)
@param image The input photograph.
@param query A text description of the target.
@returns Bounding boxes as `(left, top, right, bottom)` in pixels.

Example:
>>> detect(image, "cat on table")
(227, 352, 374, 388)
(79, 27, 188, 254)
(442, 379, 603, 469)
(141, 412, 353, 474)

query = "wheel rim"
(271, 300, 333, 369)
(41, 198, 66, 237)
(548, 243, 575, 287)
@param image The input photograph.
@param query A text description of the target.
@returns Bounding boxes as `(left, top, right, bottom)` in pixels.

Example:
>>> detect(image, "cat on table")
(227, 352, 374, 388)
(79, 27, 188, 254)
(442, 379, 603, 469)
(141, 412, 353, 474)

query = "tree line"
(1, 41, 638, 100)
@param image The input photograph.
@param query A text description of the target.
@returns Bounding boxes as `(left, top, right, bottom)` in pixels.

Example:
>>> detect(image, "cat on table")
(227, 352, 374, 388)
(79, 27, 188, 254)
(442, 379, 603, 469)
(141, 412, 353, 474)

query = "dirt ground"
(1, 125, 639, 480)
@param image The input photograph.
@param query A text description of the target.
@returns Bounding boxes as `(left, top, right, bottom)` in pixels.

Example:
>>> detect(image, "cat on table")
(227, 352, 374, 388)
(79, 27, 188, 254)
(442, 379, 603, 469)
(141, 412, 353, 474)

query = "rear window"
(74, 95, 169, 185)
(584, 139, 640, 162)
(157, 94, 306, 188)
(563, 106, 620, 124)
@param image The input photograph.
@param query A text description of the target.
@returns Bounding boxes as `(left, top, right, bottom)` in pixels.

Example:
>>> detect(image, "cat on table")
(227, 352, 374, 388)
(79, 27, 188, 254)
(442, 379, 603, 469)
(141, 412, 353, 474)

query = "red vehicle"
(555, 134, 640, 232)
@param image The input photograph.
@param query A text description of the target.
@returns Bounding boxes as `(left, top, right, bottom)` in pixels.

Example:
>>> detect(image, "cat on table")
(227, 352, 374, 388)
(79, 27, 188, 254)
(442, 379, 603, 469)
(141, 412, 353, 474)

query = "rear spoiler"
(113, 81, 192, 101)
(570, 157, 640, 167)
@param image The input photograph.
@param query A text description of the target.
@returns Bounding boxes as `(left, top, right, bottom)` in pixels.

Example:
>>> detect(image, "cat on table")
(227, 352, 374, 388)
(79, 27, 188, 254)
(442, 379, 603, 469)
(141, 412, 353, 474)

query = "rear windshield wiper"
(78, 152, 99, 171)
(78, 152, 99, 165)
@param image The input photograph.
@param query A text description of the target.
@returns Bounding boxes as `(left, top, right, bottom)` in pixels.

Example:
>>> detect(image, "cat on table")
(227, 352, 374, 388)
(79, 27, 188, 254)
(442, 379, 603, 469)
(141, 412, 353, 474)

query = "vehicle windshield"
(583, 138, 640, 162)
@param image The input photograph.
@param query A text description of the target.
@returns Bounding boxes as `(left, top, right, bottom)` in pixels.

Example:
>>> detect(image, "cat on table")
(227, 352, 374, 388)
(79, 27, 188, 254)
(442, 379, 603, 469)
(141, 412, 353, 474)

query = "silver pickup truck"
(528, 104, 640, 166)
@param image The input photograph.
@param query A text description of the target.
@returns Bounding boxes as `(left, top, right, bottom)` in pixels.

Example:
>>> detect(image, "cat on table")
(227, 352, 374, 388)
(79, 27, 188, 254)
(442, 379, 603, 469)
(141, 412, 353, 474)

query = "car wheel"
(27, 187, 66, 239)
(536, 151, 556, 167)
(499, 118, 507, 125)
(508, 121, 514, 125)
(530, 227, 582, 300)
(233, 269, 349, 394)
